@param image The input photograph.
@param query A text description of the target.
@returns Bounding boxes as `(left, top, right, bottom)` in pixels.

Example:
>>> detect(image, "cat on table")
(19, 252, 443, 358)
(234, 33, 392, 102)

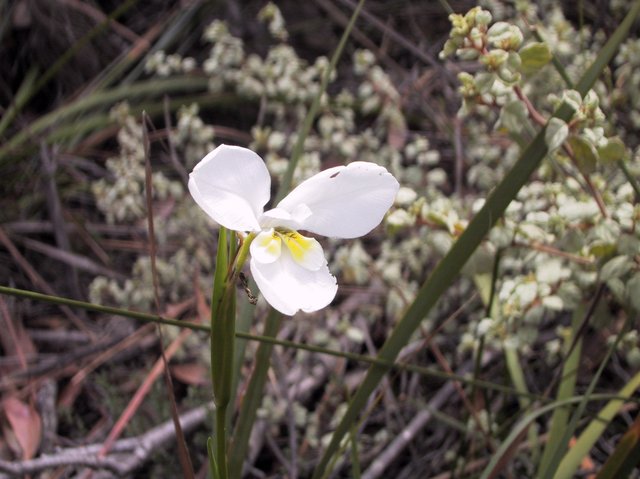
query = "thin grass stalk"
(275, 0, 366, 203)
(311, 2, 640, 475)
(210, 227, 229, 478)
(0, 285, 562, 401)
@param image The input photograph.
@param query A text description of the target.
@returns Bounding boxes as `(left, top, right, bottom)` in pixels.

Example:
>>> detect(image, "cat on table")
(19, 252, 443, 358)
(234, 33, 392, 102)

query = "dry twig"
(0, 403, 212, 478)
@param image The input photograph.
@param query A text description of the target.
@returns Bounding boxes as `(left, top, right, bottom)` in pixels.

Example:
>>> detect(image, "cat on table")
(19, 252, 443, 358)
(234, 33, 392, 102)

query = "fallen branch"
(0, 403, 213, 478)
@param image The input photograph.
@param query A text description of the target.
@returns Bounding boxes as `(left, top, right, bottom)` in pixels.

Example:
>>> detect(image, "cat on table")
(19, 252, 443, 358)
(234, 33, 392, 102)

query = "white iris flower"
(188, 144, 399, 315)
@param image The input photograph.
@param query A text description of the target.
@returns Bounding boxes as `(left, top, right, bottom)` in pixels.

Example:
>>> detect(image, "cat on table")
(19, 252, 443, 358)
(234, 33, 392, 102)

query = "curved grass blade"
(311, 2, 640, 475)
(552, 370, 640, 479)
(477, 392, 637, 479)
(0, 77, 209, 163)
(595, 413, 640, 479)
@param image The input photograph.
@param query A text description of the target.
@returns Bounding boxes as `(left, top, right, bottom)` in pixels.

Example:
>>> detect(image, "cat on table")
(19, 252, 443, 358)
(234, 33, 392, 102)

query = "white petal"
(259, 208, 299, 230)
(276, 162, 399, 238)
(259, 204, 312, 230)
(250, 229, 282, 264)
(188, 145, 271, 231)
(250, 249, 338, 315)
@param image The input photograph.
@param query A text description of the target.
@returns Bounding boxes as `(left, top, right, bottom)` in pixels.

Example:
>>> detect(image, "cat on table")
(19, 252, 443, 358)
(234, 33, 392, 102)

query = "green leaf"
(568, 135, 598, 174)
(600, 255, 632, 281)
(597, 136, 627, 164)
(499, 100, 530, 133)
(545, 117, 569, 152)
(627, 272, 640, 312)
(519, 42, 552, 75)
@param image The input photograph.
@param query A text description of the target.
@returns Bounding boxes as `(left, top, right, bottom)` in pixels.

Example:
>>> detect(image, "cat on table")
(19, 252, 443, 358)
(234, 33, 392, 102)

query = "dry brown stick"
(58, 323, 155, 408)
(0, 296, 28, 369)
(40, 144, 82, 301)
(314, 0, 404, 74)
(512, 239, 594, 266)
(430, 341, 495, 449)
(0, 327, 133, 392)
(453, 116, 464, 195)
(55, 0, 141, 44)
(361, 351, 498, 479)
(0, 225, 92, 335)
(17, 237, 125, 280)
(336, 0, 455, 83)
(0, 403, 213, 478)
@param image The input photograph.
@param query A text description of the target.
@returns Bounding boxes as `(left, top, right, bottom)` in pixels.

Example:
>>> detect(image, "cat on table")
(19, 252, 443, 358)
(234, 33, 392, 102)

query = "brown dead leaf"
(171, 363, 208, 386)
(2, 396, 41, 460)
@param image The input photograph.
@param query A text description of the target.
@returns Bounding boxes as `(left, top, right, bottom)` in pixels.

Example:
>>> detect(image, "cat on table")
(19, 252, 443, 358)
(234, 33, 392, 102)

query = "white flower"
(188, 144, 399, 315)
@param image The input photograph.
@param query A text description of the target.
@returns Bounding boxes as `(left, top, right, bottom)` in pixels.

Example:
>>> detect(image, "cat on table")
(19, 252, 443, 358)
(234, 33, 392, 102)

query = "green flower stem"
(209, 230, 255, 479)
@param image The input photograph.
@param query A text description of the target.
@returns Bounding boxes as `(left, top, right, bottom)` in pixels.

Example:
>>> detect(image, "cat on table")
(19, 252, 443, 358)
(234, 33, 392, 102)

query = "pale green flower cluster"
(145, 50, 196, 77)
(173, 104, 216, 168)
(91, 104, 183, 223)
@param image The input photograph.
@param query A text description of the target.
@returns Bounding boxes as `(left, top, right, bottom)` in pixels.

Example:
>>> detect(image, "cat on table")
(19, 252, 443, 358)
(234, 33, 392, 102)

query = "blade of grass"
(553, 370, 640, 479)
(0, 76, 209, 163)
(0, 67, 39, 138)
(477, 390, 638, 479)
(595, 413, 640, 479)
(311, 2, 640, 475)
(536, 306, 584, 478)
(349, 423, 361, 479)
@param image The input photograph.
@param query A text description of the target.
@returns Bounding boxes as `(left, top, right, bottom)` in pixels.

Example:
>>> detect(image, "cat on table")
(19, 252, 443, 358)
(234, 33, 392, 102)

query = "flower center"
(250, 228, 325, 271)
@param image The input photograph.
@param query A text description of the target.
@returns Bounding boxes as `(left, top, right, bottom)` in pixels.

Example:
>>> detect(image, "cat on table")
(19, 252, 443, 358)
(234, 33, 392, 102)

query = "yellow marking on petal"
(279, 231, 315, 262)
(258, 232, 282, 256)
(276, 229, 324, 271)
(251, 229, 282, 264)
